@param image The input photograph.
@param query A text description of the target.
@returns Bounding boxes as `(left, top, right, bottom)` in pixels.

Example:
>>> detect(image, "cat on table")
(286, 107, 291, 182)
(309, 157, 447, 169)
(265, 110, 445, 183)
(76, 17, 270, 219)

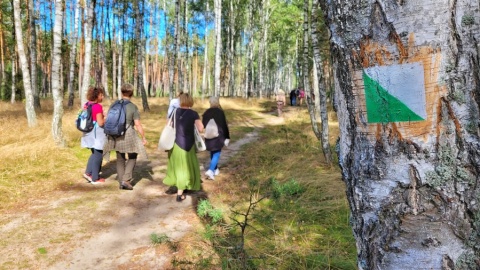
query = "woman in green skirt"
(163, 93, 204, 201)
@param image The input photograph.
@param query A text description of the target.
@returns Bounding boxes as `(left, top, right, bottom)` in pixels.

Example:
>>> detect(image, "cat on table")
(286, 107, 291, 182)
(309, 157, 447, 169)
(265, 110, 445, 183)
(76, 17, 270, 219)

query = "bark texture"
(51, 0, 65, 146)
(321, 0, 480, 269)
(13, 0, 36, 126)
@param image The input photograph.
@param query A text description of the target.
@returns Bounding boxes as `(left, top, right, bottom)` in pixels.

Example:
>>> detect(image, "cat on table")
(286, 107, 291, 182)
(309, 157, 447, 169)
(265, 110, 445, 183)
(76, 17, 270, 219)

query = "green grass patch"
(194, 107, 356, 269)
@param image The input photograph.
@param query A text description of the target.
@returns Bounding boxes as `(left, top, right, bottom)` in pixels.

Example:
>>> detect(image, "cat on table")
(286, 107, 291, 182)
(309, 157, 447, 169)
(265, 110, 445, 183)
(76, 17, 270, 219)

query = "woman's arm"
(96, 113, 105, 126)
(134, 119, 147, 145)
(195, 119, 204, 133)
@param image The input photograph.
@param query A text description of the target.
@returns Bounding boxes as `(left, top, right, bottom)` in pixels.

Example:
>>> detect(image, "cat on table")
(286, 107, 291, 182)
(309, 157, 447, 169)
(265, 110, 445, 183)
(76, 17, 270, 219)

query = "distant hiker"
(81, 86, 107, 184)
(167, 91, 183, 118)
(276, 89, 286, 117)
(163, 93, 204, 202)
(202, 96, 230, 180)
(298, 88, 305, 106)
(103, 83, 147, 190)
(289, 89, 297, 106)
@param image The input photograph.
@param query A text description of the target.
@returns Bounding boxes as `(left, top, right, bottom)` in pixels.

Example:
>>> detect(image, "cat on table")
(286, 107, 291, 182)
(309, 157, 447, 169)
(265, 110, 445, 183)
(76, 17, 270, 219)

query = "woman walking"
(81, 86, 107, 184)
(202, 96, 230, 180)
(163, 93, 204, 202)
(103, 83, 147, 190)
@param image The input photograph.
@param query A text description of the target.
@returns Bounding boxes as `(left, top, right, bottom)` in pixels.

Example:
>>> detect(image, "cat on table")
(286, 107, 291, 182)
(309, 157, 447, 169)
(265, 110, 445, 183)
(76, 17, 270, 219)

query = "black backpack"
(104, 99, 131, 137)
(76, 102, 94, 132)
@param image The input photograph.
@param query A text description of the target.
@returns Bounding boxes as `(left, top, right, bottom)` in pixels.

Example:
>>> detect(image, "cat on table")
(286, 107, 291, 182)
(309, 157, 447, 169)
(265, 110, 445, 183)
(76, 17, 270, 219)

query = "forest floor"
(0, 104, 287, 269)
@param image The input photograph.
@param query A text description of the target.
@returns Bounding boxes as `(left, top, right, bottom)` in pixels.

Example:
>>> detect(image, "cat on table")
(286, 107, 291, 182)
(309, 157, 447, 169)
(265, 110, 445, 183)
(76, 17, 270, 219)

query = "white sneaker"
(214, 169, 220, 176)
(205, 170, 215, 180)
(83, 173, 93, 183)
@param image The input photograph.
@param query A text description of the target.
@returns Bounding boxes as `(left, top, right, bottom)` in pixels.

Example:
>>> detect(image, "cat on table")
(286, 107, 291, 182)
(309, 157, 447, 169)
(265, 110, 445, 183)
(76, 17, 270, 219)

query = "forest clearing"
(0, 97, 356, 269)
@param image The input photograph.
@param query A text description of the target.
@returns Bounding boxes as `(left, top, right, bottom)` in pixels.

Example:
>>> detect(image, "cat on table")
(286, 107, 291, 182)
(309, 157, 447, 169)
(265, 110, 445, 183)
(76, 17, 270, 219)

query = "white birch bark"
(81, 0, 94, 105)
(13, 0, 37, 126)
(321, 0, 480, 268)
(10, 57, 15, 104)
(67, 0, 80, 108)
(51, 0, 66, 146)
(311, 0, 332, 164)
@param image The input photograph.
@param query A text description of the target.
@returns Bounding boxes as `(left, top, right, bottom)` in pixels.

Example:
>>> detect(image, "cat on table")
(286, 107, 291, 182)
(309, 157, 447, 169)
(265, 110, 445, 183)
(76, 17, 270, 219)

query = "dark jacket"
(202, 107, 230, 151)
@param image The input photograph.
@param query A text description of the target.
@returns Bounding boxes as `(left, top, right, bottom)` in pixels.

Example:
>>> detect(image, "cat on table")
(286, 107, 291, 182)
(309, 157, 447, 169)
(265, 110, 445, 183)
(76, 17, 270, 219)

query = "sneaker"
(83, 173, 93, 183)
(214, 169, 220, 176)
(205, 170, 215, 180)
(91, 178, 106, 184)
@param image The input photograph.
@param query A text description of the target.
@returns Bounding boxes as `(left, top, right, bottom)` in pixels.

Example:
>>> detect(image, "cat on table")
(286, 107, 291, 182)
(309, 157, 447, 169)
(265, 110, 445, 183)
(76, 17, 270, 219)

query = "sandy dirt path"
(0, 110, 287, 270)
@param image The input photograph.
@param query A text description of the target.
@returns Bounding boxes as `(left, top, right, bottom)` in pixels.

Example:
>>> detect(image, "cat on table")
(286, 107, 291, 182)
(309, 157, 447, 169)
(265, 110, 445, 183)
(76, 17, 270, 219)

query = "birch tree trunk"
(13, 0, 36, 127)
(321, 0, 480, 268)
(303, 0, 322, 152)
(311, 0, 332, 164)
(10, 57, 16, 104)
(67, 0, 80, 108)
(28, 0, 40, 110)
(213, 0, 221, 97)
(81, 0, 95, 105)
(51, 0, 66, 146)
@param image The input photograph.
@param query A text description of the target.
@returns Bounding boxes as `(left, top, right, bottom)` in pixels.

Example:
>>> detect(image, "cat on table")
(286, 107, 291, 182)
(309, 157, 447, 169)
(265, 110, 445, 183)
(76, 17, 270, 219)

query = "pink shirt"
(86, 102, 104, 122)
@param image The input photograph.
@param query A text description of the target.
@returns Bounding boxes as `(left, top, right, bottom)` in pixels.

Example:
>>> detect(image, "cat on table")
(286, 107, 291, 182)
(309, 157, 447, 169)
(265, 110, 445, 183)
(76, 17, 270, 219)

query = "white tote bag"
(194, 125, 206, 152)
(204, 118, 219, 139)
(158, 109, 177, 150)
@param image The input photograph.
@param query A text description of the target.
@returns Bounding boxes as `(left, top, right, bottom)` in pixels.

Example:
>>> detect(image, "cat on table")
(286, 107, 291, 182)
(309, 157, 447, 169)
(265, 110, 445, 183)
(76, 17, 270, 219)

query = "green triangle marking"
(363, 71, 425, 123)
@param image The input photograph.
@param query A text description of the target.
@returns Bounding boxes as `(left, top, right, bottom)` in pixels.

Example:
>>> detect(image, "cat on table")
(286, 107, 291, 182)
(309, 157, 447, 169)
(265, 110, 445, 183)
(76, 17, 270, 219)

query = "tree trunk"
(311, 0, 332, 164)
(13, 0, 37, 127)
(213, 0, 221, 97)
(10, 57, 16, 103)
(303, 0, 323, 153)
(28, 0, 40, 110)
(201, 0, 209, 98)
(321, 0, 480, 268)
(135, 0, 149, 111)
(67, 0, 80, 108)
(169, 0, 180, 99)
(81, 0, 95, 105)
(51, 0, 66, 146)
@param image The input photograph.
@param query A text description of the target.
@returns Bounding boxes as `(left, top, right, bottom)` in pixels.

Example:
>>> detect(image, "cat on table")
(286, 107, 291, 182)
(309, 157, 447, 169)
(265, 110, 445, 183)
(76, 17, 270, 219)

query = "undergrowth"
(186, 102, 357, 269)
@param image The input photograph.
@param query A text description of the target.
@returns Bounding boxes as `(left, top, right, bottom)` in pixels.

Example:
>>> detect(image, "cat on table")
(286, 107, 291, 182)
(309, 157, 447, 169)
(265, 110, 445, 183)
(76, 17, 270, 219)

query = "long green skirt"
(163, 143, 201, 191)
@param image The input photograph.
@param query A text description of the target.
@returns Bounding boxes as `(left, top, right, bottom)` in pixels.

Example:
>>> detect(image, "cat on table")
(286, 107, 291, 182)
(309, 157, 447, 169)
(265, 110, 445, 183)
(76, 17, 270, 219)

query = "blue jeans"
(209, 150, 221, 171)
(86, 148, 103, 181)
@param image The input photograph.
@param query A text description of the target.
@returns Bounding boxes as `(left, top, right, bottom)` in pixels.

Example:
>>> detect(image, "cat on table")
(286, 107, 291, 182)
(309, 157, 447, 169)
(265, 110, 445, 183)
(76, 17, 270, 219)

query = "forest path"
(0, 106, 292, 269)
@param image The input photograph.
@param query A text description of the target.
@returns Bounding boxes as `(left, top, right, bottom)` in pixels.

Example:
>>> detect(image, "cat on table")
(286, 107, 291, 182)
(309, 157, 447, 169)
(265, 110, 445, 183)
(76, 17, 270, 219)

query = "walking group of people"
(80, 84, 230, 203)
(289, 87, 305, 106)
(275, 87, 305, 116)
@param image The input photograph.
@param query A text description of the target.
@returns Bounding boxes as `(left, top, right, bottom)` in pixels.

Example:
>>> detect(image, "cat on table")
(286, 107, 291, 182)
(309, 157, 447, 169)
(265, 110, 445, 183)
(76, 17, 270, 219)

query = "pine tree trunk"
(117, 45, 122, 99)
(321, 0, 480, 268)
(213, 0, 221, 97)
(13, 0, 37, 126)
(51, 0, 66, 146)
(135, 0, 149, 111)
(201, 0, 209, 98)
